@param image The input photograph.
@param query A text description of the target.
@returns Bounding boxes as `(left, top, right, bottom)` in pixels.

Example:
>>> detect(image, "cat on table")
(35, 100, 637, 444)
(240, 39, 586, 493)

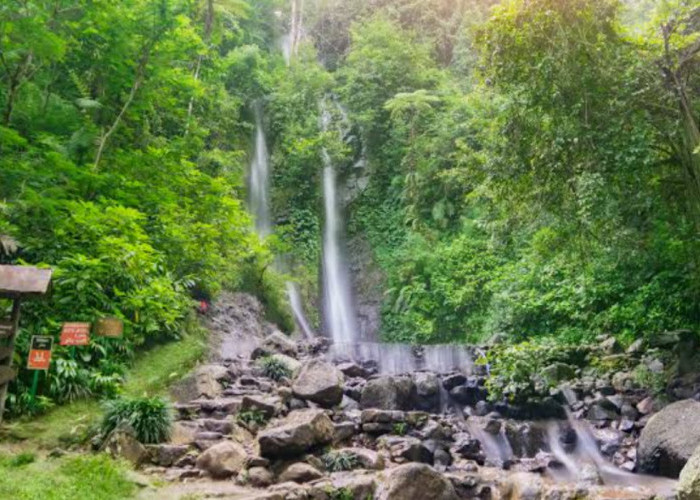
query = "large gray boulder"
(679, 446, 700, 500)
(414, 372, 441, 412)
(292, 360, 344, 408)
(376, 463, 458, 500)
(257, 409, 334, 458)
(360, 375, 416, 410)
(638, 399, 700, 477)
(195, 440, 247, 478)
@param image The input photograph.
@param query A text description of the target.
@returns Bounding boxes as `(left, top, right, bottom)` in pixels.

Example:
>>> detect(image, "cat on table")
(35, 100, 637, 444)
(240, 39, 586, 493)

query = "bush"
(482, 339, 587, 403)
(322, 450, 360, 472)
(101, 396, 172, 444)
(236, 409, 268, 427)
(258, 356, 292, 381)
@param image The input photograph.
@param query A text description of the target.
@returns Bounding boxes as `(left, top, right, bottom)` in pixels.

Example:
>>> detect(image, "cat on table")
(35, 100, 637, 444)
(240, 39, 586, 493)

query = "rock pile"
(123, 294, 693, 499)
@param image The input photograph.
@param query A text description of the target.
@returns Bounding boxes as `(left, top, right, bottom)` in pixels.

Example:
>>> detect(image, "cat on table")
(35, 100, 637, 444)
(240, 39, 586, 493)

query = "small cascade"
(465, 418, 514, 466)
(286, 282, 314, 340)
(327, 342, 474, 375)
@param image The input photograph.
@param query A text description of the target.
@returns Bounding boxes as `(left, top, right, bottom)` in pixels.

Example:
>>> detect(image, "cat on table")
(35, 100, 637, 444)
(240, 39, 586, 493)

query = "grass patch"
(1, 321, 207, 449)
(0, 453, 136, 500)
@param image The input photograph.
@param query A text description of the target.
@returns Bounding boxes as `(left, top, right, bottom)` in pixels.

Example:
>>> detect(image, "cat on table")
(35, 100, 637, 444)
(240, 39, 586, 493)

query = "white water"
(286, 282, 314, 340)
(282, 0, 304, 65)
(249, 103, 271, 237)
(322, 161, 359, 344)
(248, 102, 314, 338)
(328, 342, 473, 374)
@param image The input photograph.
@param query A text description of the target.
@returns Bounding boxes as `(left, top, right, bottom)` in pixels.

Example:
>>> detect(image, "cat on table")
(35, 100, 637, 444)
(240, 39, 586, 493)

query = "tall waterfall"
(282, 0, 304, 65)
(249, 103, 271, 237)
(248, 101, 314, 338)
(321, 99, 359, 344)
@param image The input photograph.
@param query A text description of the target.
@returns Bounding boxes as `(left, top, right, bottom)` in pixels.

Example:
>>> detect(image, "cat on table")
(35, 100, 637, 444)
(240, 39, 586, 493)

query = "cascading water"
(320, 100, 359, 344)
(249, 103, 271, 237)
(247, 101, 314, 337)
(282, 0, 303, 65)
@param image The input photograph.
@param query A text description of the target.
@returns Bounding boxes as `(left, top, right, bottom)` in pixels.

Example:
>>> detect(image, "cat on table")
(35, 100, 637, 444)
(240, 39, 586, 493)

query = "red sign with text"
(60, 322, 91, 346)
(27, 336, 53, 370)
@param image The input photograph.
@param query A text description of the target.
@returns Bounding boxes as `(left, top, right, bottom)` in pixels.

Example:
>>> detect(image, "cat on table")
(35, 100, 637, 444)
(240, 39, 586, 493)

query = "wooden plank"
(0, 266, 52, 298)
(0, 366, 16, 385)
(0, 346, 12, 361)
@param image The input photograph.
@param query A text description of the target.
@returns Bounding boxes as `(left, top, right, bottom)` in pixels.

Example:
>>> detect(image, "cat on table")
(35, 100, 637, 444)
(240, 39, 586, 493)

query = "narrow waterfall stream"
(248, 101, 314, 338)
(248, 103, 271, 237)
(320, 101, 359, 344)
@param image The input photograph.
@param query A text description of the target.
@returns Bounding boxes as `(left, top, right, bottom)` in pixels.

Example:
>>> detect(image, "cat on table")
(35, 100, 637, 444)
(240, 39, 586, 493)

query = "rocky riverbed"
(111, 293, 700, 499)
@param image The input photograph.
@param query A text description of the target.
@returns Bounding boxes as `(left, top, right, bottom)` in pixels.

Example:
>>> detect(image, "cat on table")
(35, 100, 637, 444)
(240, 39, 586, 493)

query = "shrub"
(236, 409, 268, 426)
(258, 356, 292, 381)
(101, 396, 172, 444)
(322, 450, 360, 472)
(482, 339, 587, 403)
(391, 422, 408, 436)
(4, 452, 36, 467)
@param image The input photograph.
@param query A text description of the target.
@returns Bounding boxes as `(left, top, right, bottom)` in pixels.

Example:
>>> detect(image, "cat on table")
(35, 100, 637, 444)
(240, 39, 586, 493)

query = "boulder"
(195, 440, 247, 479)
(338, 362, 371, 379)
(101, 429, 148, 466)
(600, 337, 623, 354)
(248, 466, 274, 487)
(376, 463, 458, 500)
(263, 331, 298, 356)
(361, 375, 416, 410)
(292, 360, 344, 408)
(257, 409, 334, 458)
(413, 372, 441, 412)
(379, 436, 433, 464)
(278, 462, 324, 483)
(679, 446, 700, 500)
(241, 395, 280, 419)
(339, 447, 385, 470)
(638, 399, 700, 477)
(147, 444, 190, 467)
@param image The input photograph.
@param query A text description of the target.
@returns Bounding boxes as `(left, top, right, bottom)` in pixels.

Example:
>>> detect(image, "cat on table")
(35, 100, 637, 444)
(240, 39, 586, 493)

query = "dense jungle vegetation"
(0, 0, 698, 417)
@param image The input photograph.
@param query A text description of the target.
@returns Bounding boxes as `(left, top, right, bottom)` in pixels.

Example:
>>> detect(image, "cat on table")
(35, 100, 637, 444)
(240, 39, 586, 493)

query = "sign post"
(60, 322, 91, 347)
(0, 266, 52, 423)
(27, 335, 53, 404)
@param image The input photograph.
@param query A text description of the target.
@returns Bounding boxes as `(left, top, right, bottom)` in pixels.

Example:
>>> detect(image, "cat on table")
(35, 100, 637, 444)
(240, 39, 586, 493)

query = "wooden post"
(0, 298, 21, 423)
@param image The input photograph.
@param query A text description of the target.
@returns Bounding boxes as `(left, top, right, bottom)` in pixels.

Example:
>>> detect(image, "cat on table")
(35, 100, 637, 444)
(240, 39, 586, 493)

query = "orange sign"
(60, 322, 91, 346)
(27, 336, 53, 370)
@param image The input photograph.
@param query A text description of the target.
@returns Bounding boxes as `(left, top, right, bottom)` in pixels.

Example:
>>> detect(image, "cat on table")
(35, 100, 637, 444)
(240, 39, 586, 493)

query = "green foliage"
(325, 487, 355, 500)
(101, 396, 172, 444)
(482, 339, 588, 403)
(322, 450, 360, 472)
(0, 453, 137, 500)
(0, 0, 284, 417)
(3, 453, 36, 468)
(258, 355, 292, 381)
(236, 408, 268, 426)
(391, 422, 408, 436)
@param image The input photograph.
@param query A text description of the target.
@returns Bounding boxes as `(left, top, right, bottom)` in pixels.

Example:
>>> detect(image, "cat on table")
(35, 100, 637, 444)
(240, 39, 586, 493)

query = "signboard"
(0, 320, 13, 339)
(27, 336, 53, 370)
(60, 322, 91, 346)
(95, 317, 123, 338)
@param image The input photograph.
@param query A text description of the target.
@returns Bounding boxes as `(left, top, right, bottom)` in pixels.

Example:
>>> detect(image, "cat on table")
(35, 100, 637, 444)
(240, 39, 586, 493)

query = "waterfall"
(249, 103, 271, 237)
(320, 97, 359, 344)
(247, 101, 314, 338)
(282, 0, 304, 65)
(286, 282, 314, 340)
(322, 161, 359, 344)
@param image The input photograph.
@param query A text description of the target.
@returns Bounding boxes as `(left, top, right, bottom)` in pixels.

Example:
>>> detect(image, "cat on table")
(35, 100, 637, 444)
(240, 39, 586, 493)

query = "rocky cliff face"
(126, 293, 685, 499)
